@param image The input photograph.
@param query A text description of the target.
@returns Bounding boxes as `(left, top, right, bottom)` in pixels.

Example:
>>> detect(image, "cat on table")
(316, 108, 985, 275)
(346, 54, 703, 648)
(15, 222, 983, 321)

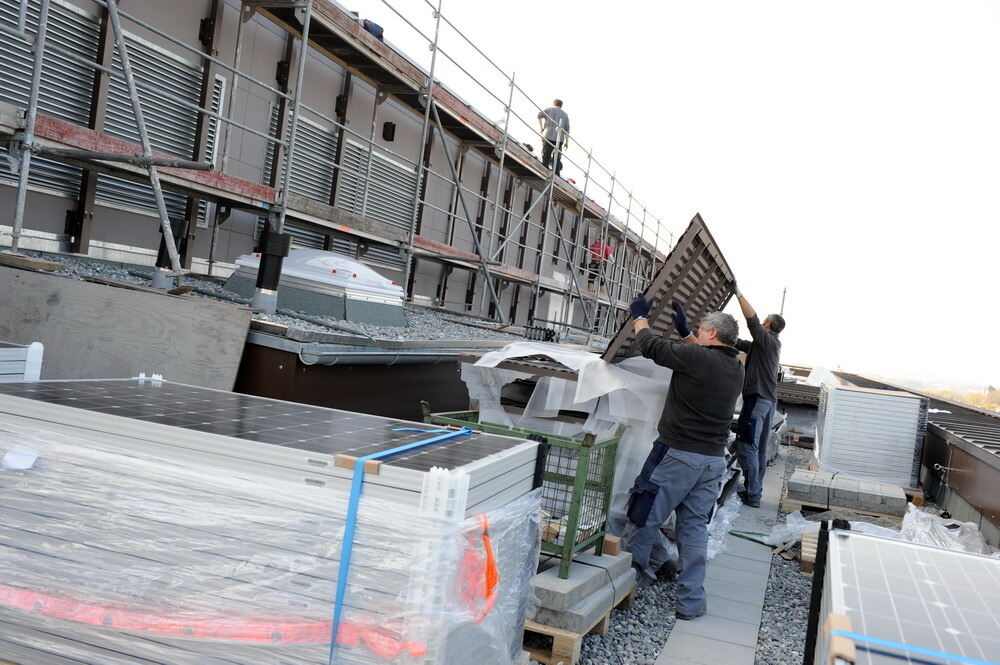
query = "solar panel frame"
(816, 530, 1000, 665)
(0, 378, 539, 514)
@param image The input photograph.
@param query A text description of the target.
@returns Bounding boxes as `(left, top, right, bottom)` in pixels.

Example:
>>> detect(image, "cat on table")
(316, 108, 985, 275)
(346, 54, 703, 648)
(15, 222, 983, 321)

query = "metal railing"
(3, 0, 678, 335)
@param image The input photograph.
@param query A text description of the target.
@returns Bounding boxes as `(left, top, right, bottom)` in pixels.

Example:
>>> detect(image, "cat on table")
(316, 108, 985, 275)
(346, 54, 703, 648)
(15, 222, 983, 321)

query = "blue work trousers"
(736, 396, 775, 503)
(622, 445, 726, 615)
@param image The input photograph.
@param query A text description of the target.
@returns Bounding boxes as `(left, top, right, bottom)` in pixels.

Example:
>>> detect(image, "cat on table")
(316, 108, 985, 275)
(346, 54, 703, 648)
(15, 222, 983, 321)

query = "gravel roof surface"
(26, 251, 524, 343)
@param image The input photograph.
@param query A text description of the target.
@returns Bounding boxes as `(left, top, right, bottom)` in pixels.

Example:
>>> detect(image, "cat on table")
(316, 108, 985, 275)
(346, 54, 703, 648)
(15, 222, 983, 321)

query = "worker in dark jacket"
(732, 284, 784, 508)
(621, 297, 744, 621)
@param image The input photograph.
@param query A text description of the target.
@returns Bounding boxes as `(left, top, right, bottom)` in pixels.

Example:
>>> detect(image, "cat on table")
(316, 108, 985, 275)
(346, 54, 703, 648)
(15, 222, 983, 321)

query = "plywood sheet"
(0, 266, 251, 390)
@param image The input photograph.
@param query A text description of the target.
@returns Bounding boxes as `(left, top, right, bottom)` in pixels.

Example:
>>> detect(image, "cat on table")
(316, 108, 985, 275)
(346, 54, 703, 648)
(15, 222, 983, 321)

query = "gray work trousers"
(623, 446, 726, 615)
(736, 396, 775, 503)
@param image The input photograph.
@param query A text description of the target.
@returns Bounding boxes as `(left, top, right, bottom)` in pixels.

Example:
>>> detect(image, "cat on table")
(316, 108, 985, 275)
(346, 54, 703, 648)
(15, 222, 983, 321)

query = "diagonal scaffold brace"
(104, 0, 186, 278)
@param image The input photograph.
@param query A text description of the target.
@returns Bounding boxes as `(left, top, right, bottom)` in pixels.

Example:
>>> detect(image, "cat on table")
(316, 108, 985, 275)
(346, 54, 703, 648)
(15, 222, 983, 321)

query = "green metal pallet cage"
(422, 404, 623, 579)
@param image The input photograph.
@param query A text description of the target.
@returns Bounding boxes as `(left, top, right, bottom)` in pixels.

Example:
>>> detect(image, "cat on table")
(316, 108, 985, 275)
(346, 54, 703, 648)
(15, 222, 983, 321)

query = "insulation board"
(816, 384, 928, 487)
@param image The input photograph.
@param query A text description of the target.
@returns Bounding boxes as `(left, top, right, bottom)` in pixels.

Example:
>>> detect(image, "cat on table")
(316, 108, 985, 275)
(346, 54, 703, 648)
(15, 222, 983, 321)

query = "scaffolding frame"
(1, 0, 680, 334)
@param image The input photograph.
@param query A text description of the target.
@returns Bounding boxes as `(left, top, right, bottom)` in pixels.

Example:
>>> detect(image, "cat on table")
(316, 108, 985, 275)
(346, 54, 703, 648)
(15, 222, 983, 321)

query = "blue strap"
(327, 426, 474, 664)
(391, 427, 451, 433)
(830, 629, 1000, 665)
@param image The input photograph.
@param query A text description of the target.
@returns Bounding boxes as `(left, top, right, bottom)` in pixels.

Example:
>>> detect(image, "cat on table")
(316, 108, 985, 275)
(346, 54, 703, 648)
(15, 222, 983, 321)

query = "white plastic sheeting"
(468, 342, 672, 522)
(0, 422, 541, 665)
(762, 506, 997, 556)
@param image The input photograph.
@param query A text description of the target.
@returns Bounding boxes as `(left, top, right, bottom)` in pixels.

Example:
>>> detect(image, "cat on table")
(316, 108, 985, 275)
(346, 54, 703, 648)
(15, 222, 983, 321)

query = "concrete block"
(533, 551, 632, 612)
(788, 468, 906, 515)
(532, 567, 635, 633)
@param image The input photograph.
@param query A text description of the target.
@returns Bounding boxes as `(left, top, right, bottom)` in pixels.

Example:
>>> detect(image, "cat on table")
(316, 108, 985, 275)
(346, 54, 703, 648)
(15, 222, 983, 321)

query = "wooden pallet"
(783, 432, 815, 448)
(524, 589, 636, 665)
(782, 497, 904, 521)
(800, 530, 818, 573)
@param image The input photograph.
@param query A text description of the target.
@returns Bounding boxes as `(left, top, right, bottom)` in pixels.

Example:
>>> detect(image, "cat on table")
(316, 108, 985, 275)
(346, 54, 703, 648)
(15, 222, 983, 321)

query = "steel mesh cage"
(422, 404, 621, 579)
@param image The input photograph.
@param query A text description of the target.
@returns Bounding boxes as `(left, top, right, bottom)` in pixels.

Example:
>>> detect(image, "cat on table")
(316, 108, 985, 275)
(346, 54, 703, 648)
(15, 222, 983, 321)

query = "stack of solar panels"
(815, 385, 928, 487)
(0, 379, 543, 665)
(0, 379, 539, 515)
(811, 530, 1000, 665)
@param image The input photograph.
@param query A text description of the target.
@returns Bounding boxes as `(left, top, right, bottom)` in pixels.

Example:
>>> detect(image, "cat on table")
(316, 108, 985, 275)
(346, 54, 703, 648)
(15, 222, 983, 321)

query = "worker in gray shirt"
(732, 284, 785, 508)
(622, 297, 743, 620)
(537, 99, 570, 175)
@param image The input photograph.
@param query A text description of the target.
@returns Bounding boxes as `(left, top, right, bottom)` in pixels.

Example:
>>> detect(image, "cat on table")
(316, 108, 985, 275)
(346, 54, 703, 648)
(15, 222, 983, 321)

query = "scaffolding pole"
(429, 102, 506, 322)
(489, 181, 553, 260)
(105, 0, 184, 277)
(251, 0, 313, 313)
(401, 0, 443, 297)
(7, 0, 51, 255)
(478, 71, 515, 317)
(547, 199, 594, 331)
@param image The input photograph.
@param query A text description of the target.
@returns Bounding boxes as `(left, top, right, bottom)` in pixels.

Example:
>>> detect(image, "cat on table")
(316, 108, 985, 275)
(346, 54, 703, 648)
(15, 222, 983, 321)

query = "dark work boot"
(676, 603, 707, 620)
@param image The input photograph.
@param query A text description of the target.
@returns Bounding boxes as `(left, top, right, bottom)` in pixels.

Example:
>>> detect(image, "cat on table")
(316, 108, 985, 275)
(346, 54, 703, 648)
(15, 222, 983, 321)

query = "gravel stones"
(576, 581, 678, 665)
(21, 250, 524, 343)
(755, 547, 811, 665)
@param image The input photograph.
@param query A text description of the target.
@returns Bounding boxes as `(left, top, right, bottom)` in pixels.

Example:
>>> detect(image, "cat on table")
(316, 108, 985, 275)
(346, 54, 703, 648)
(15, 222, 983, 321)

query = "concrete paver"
(654, 449, 786, 665)
(680, 613, 762, 647)
(655, 631, 757, 665)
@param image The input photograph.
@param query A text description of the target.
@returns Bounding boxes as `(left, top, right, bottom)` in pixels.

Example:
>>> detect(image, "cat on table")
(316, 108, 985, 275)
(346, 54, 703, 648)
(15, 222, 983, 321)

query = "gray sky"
(351, 0, 999, 388)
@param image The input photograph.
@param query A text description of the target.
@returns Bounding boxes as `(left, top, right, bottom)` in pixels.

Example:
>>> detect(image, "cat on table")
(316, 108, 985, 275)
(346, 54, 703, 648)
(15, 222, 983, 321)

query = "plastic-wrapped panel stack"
(0, 380, 542, 665)
(815, 385, 928, 488)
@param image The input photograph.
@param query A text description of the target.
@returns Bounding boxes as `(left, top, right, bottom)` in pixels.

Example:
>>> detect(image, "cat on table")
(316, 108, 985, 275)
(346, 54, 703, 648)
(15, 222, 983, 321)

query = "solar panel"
(0, 418, 539, 665)
(0, 379, 539, 514)
(814, 530, 1000, 665)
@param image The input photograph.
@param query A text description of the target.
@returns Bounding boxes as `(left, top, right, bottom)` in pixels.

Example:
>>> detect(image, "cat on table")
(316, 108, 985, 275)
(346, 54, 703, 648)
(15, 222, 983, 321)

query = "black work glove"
(630, 294, 652, 320)
(670, 300, 691, 338)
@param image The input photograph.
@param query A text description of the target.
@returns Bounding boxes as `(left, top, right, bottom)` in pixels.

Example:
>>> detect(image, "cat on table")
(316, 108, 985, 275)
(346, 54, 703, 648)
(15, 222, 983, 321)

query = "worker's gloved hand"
(731, 280, 742, 298)
(670, 301, 691, 338)
(630, 294, 652, 320)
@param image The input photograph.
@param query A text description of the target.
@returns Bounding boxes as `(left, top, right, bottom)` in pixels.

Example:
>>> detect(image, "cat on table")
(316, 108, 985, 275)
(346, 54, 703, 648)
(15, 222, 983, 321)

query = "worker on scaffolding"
(732, 284, 785, 509)
(586, 238, 613, 291)
(622, 298, 743, 621)
(537, 99, 570, 175)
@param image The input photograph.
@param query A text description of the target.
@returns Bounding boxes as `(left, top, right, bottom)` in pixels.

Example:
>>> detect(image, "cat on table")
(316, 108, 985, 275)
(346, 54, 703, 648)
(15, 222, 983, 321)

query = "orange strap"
(0, 583, 424, 658)
(475, 514, 500, 623)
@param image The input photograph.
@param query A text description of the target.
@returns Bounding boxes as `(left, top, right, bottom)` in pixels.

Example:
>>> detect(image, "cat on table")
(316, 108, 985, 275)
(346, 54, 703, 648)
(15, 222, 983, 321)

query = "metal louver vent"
(95, 32, 201, 218)
(254, 218, 325, 250)
(0, 0, 99, 195)
(252, 220, 405, 272)
(197, 75, 226, 228)
(262, 105, 337, 201)
(361, 244, 405, 271)
(335, 138, 419, 230)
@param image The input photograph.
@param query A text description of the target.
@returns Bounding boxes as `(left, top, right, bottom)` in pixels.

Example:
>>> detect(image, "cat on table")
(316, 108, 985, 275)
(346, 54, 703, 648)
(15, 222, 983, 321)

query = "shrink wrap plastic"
(0, 423, 540, 664)
(465, 342, 671, 522)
